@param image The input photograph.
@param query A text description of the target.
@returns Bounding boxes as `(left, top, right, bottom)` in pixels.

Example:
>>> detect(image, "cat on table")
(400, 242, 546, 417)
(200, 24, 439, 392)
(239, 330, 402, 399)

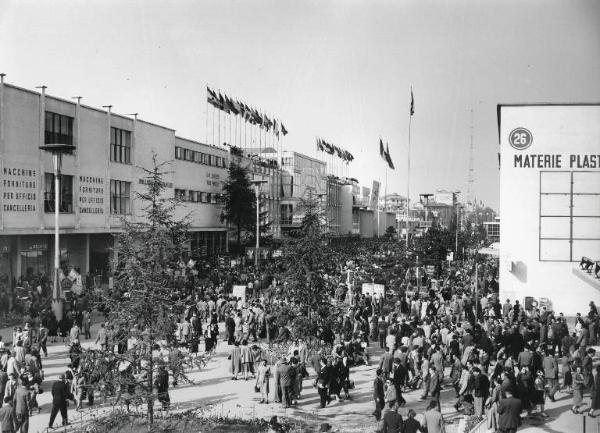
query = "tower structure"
(467, 109, 475, 207)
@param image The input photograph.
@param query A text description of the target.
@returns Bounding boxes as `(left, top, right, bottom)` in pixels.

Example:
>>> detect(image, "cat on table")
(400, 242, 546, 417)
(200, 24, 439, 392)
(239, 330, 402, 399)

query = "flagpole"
(205, 87, 209, 146)
(385, 166, 388, 234)
(377, 176, 381, 238)
(406, 93, 412, 253)
(212, 101, 215, 147)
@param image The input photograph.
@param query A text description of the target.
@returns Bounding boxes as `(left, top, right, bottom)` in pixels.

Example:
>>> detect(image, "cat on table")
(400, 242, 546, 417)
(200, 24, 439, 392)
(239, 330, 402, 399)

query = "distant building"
(484, 218, 500, 243)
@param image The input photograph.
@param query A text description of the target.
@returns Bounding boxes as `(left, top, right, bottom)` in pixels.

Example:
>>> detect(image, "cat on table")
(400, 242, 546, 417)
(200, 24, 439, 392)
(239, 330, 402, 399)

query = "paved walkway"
(2, 322, 599, 433)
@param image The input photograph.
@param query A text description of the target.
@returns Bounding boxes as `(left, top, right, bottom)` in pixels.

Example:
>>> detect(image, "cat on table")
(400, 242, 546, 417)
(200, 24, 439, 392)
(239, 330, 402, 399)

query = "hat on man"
(320, 423, 332, 432)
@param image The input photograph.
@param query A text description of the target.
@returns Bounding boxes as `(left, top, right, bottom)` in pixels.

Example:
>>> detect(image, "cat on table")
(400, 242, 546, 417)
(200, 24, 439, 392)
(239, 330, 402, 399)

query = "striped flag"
(410, 88, 415, 116)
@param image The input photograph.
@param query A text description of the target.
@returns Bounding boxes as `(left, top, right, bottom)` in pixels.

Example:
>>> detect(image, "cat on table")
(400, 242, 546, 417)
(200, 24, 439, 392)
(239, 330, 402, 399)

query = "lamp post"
(39, 143, 75, 321)
(250, 179, 267, 268)
(453, 191, 461, 258)
(474, 262, 479, 319)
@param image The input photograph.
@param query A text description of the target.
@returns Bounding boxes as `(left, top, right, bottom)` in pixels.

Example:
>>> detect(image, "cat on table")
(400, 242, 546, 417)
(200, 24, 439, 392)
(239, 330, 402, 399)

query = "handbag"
(254, 385, 260, 393)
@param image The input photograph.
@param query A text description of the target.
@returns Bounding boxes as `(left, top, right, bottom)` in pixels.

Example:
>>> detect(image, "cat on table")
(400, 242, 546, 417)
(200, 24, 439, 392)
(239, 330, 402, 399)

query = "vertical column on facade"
(103, 106, 112, 230)
(74, 97, 82, 229)
(0, 73, 5, 231)
(131, 113, 137, 166)
(38, 86, 47, 230)
(84, 233, 90, 275)
(15, 235, 21, 284)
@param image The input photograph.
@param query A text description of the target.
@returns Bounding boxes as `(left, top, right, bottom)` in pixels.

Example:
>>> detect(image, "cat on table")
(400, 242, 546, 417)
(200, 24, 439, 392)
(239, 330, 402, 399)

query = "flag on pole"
(316, 138, 324, 152)
(410, 88, 415, 116)
(218, 93, 230, 114)
(379, 138, 385, 161)
(385, 143, 395, 170)
(207, 87, 219, 108)
(281, 124, 288, 136)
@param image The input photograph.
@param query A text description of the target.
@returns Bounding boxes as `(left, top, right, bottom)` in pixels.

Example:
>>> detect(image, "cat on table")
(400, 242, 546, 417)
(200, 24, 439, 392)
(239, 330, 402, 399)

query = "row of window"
(43, 174, 131, 215)
(175, 146, 227, 168)
(45, 111, 132, 164)
(43, 112, 221, 167)
(174, 188, 222, 204)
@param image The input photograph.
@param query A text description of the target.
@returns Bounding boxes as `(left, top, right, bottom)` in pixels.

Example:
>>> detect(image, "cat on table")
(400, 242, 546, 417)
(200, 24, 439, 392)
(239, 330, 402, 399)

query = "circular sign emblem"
(509, 127, 533, 150)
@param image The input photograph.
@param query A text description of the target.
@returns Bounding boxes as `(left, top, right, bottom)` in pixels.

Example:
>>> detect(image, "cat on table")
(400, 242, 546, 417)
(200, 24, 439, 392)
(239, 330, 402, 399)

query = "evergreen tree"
(91, 155, 192, 425)
(273, 190, 340, 338)
(220, 163, 256, 249)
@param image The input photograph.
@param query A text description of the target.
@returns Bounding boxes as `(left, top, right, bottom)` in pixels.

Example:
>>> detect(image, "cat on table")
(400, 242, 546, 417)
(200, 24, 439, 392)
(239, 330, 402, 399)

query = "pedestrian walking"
(373, 368, 385, 421)
(0, 396, 16, 433)
(48, 374, 72, 429)
(572, 365, 585, 413)
(12, 376, 30, 433)
(255, 359, 271, 404)
(422, 399, 444, 433)
(155, 365, 170, 411)
(497, 388, 522, 433)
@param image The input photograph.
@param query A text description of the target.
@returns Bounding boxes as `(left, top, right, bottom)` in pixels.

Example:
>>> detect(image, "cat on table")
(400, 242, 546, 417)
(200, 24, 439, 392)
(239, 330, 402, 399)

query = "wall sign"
(2, 166, 37, 212)
(78, 176, 105, 214)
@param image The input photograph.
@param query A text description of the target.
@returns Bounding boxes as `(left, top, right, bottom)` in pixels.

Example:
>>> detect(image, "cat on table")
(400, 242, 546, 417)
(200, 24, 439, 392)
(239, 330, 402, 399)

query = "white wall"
(499, 104, 600, 314)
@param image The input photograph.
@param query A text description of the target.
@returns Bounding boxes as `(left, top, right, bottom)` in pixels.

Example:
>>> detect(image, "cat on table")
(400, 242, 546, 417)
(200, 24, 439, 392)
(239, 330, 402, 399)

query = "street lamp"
(39, 143, 75, 321)
(250, 179, 267, 268)
(453, 191, 461, 257)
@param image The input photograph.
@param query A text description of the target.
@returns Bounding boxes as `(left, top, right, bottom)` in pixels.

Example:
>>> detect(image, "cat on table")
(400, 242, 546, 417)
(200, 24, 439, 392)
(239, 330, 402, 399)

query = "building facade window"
(173, 188, 220, 204)
(110, 127, 131, 164)
(45, 111, 74, 146)
(44, 173, 74, 213)
(110, 180, 131, 215)
(174, 146, 226, 168)
(280, 204, 293, 224)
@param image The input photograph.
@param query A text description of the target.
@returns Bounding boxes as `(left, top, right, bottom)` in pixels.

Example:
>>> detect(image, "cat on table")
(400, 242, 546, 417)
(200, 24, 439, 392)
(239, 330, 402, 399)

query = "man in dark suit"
(497, 388, 522, 433)
(392, 359, 407, 406)
(48, 374, 72, 429)
(381, 402, 403, 433)
(379, 348, 394, 380)
(583, 348, 595, 389)
(517, 345, 533, 370)
(373, 368, 385, 421)
(278, 357, 294, 408)
(315, 358, 331, 408)
(472, 367, 490, 417)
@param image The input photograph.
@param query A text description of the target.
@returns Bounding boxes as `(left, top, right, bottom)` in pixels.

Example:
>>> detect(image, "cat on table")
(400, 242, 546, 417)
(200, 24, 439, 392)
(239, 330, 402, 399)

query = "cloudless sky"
(2, 0, 599, 211)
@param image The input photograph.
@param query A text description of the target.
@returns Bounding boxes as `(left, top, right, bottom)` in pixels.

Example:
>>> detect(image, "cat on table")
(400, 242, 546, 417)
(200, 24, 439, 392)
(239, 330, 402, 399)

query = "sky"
(2, 0, 600, 211)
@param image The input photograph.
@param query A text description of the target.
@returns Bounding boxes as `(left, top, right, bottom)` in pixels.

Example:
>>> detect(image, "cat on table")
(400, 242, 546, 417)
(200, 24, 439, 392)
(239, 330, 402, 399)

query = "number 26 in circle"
(509, 127, 533, 150)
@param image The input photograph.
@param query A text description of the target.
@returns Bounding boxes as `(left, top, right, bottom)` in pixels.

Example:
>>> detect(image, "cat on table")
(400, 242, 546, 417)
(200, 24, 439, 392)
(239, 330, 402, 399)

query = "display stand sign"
(232, 285, 247, 302)
(362, 283, 385, 296)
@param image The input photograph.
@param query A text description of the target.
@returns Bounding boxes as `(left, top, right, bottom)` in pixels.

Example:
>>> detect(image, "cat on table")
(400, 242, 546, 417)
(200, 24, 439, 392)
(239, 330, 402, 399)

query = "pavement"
(1, 320, 599, 433)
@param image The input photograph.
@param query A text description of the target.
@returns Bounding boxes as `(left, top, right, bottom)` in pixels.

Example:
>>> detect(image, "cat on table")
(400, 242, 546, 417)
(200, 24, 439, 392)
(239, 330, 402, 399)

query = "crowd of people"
(0, 238, 598, 433)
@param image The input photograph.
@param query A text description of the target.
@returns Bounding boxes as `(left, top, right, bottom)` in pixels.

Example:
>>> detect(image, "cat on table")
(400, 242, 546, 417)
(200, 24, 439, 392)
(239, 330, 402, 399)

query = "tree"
(385, 225, 397, 239)
(220, 163, 256, 249)
(92, 155, 191, 426)
(273, 191, 341, 338)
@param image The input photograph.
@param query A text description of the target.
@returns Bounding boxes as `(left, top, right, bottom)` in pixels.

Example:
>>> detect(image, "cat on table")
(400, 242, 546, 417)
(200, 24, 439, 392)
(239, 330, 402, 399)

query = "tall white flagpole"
(406, 87, 413, 252)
